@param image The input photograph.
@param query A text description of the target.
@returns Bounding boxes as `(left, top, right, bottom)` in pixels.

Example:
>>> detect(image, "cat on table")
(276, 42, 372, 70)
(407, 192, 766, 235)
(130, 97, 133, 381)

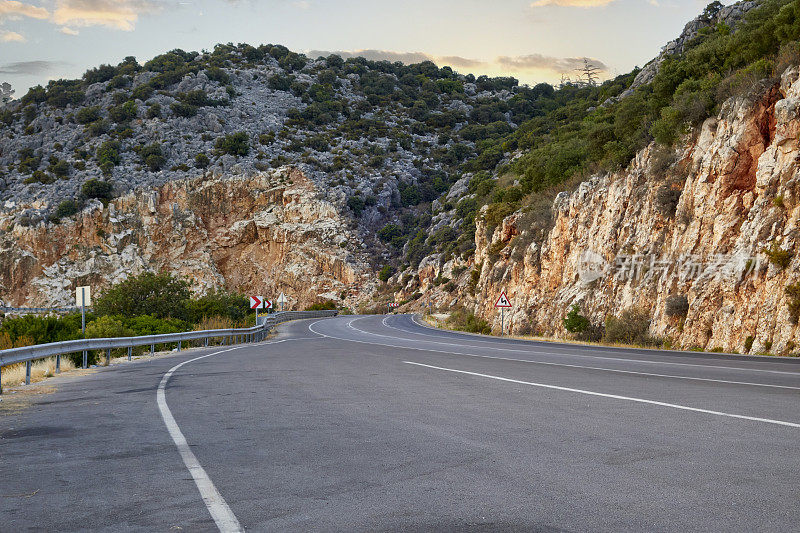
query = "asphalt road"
(2, 314, 799, 532)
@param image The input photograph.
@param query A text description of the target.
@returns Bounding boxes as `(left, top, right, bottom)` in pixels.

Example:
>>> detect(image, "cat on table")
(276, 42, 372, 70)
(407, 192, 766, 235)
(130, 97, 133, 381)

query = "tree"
(0, 81, 14, 104)
(94, 271, 191, 320)
(195, 153, 210, 169)
(576, 58, 601, 87)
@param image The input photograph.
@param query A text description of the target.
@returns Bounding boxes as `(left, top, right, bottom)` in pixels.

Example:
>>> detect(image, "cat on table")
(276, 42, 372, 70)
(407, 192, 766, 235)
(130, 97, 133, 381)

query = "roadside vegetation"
(0, 272, 251, 387)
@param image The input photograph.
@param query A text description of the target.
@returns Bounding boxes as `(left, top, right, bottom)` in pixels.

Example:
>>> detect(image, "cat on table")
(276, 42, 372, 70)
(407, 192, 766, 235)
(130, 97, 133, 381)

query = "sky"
(0, 0, 726, 97)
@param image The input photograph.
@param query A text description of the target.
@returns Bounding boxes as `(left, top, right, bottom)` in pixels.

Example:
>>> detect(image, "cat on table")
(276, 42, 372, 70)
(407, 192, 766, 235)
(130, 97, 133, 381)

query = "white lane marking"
(310, 317, 800, 391)
(157, 339, 287, 532)
(404, 361, 800, 429)
(376, 315, 800, 377)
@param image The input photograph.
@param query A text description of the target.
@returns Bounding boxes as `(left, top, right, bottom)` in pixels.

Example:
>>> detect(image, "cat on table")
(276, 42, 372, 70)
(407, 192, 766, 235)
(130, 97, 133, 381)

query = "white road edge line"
(340, 316, 800, 390)
(404, 361, 800, 429)
(157, 339, 287, 533)
(386, 315, 800, 377)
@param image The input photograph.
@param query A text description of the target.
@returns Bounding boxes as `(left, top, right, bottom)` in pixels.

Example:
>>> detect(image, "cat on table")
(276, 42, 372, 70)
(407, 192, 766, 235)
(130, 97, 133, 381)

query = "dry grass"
(1, 356, 77, 389)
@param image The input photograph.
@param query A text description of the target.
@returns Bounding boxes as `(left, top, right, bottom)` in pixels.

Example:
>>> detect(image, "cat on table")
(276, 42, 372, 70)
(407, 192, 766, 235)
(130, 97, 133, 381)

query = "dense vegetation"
(385, 0, 800, 270)
(0, 272, 251, 365)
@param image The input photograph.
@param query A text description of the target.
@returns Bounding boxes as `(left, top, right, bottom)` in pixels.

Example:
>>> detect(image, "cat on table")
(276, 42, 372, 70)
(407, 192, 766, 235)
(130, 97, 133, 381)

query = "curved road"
(2, 314, 799, 531)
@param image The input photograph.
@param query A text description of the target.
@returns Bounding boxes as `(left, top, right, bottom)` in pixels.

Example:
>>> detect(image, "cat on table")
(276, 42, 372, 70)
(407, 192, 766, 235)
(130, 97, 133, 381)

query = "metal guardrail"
(1, 306, 82, 314)
(0, 310, 337, 393)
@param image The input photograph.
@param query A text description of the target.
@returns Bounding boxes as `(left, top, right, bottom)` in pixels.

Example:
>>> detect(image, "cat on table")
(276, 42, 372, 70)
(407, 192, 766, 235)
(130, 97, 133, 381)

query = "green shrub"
(447, 308, 491, 334)
(81, 179, 114, 200)
(378, 265, 395, 282)
(95, 140, 121, 175)
(563, 304, 590, 333)
(744, 335, 755, 352)
(137, 142, 166, 171)
(146, 102, 161, 119)
(306, 300, 337, 311)
(54, 199, 82, 219)
(75, 106, 102, 125)
(764, 241, 792, 268)
(215, 132, 249, 156)
(347, 196, 365, 216)
(94, 272, 191, 320)
(170, 101, 197, 117)
(195, 153, 210, 168)
(85, 316, 134, 339)
(186, 290, 249, 323)
(109, 101, 137, 123)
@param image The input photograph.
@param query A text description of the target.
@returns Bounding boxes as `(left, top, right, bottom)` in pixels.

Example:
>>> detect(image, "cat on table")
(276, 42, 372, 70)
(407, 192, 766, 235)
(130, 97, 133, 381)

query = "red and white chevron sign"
(388, 303, 400, 308)
(250, 296, 265, 309)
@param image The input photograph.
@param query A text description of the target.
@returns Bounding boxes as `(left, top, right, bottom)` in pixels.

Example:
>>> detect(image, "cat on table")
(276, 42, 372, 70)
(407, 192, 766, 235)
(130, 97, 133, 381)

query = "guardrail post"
(151, 344, 155, 356)
(177, 341, 181, 352)
(0, 367, 3, 395)
(82, 350, 87, 369)
(106, 348, 111, 366)
(25, 361, 31, 385)
(56, 354, 61, 373)
(127, 346, 132, 361)
(204, 337, 209, 347)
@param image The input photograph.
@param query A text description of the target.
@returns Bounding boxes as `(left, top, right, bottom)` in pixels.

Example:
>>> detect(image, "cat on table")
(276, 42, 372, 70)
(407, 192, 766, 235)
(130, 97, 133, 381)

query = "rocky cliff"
(409, 66, 800, 355)
(0, 167, 374, 309)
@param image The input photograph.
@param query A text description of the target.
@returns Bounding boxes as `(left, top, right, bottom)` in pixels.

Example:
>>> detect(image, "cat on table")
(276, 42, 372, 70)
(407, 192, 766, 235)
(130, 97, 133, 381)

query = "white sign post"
(277, 292, 288, 312)
(494, 291, 512, 336)
(75, 286, 91, 368)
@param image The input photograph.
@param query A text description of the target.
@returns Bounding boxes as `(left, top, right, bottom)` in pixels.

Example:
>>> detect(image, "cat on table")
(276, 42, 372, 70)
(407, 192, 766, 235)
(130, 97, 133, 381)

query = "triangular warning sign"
(494, 291, 512, 308)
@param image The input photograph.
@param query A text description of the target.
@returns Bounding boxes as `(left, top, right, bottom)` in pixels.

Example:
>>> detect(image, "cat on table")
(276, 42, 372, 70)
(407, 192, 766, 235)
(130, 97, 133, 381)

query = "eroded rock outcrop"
(0, 167, 375, 309)
(419, 67, 800, 354)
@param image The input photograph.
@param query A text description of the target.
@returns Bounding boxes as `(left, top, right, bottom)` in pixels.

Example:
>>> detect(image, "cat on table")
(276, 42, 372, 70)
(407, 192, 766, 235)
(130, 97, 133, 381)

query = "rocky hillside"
(4, 0, 800, 356)
(0, 166, 372, 309)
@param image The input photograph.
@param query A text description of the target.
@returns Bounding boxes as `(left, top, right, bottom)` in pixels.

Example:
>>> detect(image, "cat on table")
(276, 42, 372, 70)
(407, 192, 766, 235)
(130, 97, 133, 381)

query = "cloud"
(531, 0, 615, 6)
(437, 55, 486, 69)
(0, 29, 25, 41)
(59, 26, 79, 35)
(307, 49, 433, 64)
(52, 0, 162, 31)
(0, 0, 49, 21)
(293, 0, 310, 9)
(497, 54, 607, 74)
(0, 60, 67, 75)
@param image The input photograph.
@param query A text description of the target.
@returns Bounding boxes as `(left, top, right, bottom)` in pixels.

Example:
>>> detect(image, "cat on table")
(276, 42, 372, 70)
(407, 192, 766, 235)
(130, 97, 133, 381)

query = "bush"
(94, 271, 191, 321)
(195, 153, 210, 168)
(744, 335, 755, 353)
(85, 316, 134, 339)
(378, 264, 395, 282)
(95, 140, 121, 175)
(146, 102, 161, 119)
(306, 300, 337, 311)
(186, 290, 249, 324)
(786, 282, 800, 324)
(75, 106, 102, 125)
(604, 308, 659, 346)
(54, 199, 82, 219)
(563, 304, 590, 333)
(170, 101, 197, 117)
(137, 142, 166, 171)
(447, 308, 491, 335)
(215, 132, 249, 156)
(764, 241, 792, 269)
(665, 294, 689, 317)
(109, 101, 137, 123)
(347, 196, 365, 216)
(81, 179, 114, 201)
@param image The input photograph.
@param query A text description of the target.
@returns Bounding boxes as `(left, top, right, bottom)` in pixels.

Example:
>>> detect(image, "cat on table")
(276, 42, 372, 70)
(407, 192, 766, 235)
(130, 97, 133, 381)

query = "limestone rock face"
(422, 67, 800, 354)
(0, 167, 375, 310)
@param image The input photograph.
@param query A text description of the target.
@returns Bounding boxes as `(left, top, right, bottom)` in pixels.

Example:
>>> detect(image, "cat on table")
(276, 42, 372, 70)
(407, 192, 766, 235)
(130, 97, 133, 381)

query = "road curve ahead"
(2, 314, 800, 531)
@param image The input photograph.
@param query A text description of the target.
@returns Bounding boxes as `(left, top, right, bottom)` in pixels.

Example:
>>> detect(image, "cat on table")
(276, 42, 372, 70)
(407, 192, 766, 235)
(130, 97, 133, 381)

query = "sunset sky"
(1, 0, 723, 96)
